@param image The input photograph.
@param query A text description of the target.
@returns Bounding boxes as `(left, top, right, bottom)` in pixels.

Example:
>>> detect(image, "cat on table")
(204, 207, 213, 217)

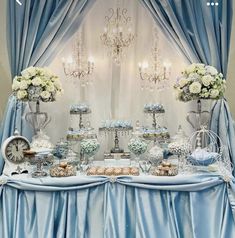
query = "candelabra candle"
(62, 33, 94, 86)
(138, 29, 171, 90)
(139, 59, 170, 84)
(163, 66, 166, 78)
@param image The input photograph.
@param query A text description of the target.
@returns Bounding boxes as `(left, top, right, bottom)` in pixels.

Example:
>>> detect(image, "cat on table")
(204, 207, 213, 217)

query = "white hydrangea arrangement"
(12, 66, 63, 102)
(81, 139, 100, 157)
(128, 138, 147, 156)
(174, 63, 226, 102)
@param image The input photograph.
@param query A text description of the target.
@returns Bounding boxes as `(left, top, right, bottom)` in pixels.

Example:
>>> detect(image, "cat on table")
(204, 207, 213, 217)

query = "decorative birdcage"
(188, 127, 223, 166)
(188, 126, 233, 179)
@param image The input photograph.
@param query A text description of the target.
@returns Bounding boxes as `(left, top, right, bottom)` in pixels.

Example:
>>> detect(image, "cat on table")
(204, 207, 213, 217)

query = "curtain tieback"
(0, 177, 7, 195)
(109, 176, 117, 183)
(0, 177, 7, 185)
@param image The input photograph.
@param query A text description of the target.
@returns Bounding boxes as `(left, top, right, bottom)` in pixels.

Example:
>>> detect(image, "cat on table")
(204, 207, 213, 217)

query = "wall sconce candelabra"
(100, 8, 135, 64)
(138, 30, 171, 91)
(62, 33, 94, 87)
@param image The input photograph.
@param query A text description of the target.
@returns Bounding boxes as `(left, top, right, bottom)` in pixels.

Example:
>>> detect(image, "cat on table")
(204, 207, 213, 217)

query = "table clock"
(1, 130, 30, 163)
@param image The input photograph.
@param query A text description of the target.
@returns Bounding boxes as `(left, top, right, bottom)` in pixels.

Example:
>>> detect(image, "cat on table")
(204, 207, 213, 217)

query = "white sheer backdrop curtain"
(39, 0, 194, 158)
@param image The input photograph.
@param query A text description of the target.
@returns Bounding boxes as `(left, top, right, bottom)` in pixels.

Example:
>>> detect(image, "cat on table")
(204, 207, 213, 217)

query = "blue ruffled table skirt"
(0, 174, 235, 238)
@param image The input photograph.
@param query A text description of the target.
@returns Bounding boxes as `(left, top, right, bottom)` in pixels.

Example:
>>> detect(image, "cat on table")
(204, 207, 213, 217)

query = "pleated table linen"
(0, 173, 235, 238)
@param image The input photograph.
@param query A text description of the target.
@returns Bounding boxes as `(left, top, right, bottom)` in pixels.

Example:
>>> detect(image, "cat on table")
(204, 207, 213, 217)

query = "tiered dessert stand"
(99, 120, 133, 154)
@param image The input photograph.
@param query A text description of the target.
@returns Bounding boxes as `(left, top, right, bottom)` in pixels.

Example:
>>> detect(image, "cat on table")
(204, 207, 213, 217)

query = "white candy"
(168, 141, 191, 156)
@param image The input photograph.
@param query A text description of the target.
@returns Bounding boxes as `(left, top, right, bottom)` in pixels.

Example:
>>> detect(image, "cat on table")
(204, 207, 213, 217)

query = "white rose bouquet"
(174, 63, 226, 102)
(12, 66, 63, 102)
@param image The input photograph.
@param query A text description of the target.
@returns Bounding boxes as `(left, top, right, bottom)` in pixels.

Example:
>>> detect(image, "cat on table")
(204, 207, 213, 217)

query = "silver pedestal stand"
(25, 100, 53, 149)
(186, 99, 210, 131)
(186, 99, 211, 148)
(70, 109, 91, 129)
(68, 109, 91, 165)
(31, 154, 48, 178)
(144, 109, 166, 143)
(99, 127, 133, 154)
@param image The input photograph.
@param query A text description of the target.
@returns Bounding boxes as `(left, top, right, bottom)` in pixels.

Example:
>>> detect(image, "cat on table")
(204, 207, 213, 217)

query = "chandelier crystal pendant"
(62, 33, 94, 87)
(138, 30, 171, 91)
(100, 8, 135, 64)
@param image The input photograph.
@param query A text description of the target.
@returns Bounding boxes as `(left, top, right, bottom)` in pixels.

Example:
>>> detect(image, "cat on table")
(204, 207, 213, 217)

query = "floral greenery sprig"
(128, 138, 147, 156)
(81, 139, 100, 157)
(174, 63, 226, 102)
(12, 66, 63, 102)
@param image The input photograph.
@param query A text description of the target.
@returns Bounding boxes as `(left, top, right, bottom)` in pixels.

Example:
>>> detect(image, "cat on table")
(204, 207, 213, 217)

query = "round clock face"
(4, 137, 30, 164)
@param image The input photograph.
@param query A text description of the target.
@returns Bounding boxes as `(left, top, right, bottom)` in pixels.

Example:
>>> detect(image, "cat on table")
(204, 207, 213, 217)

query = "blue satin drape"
(141, 0, 232, 74)
(210, 99, 235, 171)
(0, 174, 235, 238)
(0, 0, 95, 173)
(7, 0, 95, 76)
(141, 0, 235, 174)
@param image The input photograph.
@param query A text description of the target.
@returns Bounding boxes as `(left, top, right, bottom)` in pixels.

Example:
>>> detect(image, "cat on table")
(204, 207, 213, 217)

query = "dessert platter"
(87, 166, 139, 176)
(66, 128, 86, 141)
(151, 160, 178, 176)
(141, 127, 170, 141)
(50, 162, 76, 177)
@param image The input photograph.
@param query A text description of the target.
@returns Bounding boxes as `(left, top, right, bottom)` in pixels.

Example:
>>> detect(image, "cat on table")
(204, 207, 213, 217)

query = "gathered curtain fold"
(0, 0, 95, 173)
(141, 0, 235, 173)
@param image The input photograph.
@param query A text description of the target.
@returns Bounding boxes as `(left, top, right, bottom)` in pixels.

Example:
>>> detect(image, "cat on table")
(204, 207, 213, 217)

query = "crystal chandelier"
(100, 8, 135, 64)
(62, 33, 94, 87)
(138, 30, 171, 91)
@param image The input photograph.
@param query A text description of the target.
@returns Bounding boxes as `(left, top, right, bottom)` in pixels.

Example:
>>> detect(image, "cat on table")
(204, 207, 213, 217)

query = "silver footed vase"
(186, 99, 212, 131)
(25, 100, 53, 150)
